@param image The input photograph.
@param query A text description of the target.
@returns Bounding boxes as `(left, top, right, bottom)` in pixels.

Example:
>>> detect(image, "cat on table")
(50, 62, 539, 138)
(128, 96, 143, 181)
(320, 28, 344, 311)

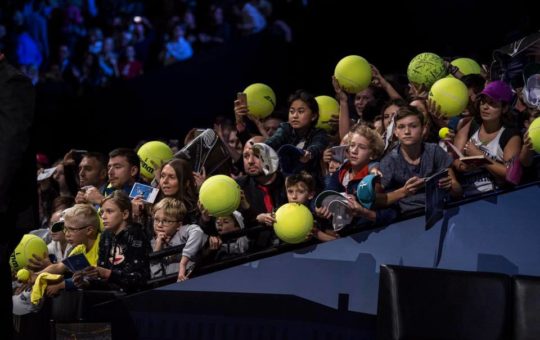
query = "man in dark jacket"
(236, 136, 287, 250)
(0, 52, 37, 339)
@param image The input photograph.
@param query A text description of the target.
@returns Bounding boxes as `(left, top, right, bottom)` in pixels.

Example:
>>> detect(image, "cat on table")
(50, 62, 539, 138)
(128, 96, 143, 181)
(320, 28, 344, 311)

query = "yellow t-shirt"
(68, 233, 101, 266)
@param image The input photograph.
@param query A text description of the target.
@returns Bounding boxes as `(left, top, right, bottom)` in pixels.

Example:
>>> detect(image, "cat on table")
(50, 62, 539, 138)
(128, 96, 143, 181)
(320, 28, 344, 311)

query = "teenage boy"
(377, 106, 462, 217)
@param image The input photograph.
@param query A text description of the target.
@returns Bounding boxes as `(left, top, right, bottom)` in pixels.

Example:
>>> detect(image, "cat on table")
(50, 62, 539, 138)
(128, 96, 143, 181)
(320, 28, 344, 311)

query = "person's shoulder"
(99, 229, 113, 242)
(126, 223, 147, 236)
(180, 224, 205, 239)
(184, 223, 203, 232)
(499, 125, 522, 148)
(0, 59, 31, 83)
(381, 145, 400, 164)
(424, 142, 450, 158)
(311, 126, 328, 136)
(278, 122, 292, 131)
(69, 244, 86, 257)
(501, 125, 521, 138)
(424, 142, 442, 153)
(235, 175, 250, 187)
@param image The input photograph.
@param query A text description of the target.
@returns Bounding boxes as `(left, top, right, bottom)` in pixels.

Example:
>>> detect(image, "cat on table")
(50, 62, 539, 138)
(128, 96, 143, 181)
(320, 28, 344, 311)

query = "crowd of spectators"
(5, 0, 540, 327)
(16, 51, 539, 301)
(0, 0, 294, 93)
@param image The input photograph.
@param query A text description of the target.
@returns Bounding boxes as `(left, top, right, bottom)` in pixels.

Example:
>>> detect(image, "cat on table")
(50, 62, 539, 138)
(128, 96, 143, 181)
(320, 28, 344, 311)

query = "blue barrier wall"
(160, 184, 540, 315)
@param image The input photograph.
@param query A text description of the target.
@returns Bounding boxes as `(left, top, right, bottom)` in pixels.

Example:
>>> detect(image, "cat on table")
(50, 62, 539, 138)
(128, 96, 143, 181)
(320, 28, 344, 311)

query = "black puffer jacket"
(97, 223, 151, 292)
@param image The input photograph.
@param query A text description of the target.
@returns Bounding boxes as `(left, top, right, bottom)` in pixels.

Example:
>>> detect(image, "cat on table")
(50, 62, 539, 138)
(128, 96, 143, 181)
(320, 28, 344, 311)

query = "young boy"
(284, 172, 338, 242)
(214, 211, 249, 260)
(150, 198, 207, 282)
(376, 106, 462, 222)
(316, 124, 384, 227)
(285, 171, 316, 205)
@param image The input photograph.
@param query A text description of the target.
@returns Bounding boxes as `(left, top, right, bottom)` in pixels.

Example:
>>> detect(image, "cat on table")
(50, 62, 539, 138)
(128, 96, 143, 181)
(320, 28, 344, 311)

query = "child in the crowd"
(283, 171, 336, 242)
(32, 203, 101, 296)
(316, 124, 385, 231)
(267, 90, 328, 173)
(236, 89, 329, 179)
(47, 209, 72, 264)
(74, 191, 151, 292)
(285, 171, 316, 206)
(325, 124, 384, 195)
(214, 211, 249, 260)
(150, 198, 205, 279)
(150, 197, 207, 281)
(377, 106, 462, 222)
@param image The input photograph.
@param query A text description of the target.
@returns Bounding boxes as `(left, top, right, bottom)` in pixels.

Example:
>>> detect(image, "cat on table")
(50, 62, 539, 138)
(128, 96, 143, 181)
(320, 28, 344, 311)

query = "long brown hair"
(158, 158, 197, 213)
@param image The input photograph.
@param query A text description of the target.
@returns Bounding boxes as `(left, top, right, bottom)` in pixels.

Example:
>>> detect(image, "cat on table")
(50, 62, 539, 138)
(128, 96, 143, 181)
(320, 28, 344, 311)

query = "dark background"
(34, 0, 536, 160)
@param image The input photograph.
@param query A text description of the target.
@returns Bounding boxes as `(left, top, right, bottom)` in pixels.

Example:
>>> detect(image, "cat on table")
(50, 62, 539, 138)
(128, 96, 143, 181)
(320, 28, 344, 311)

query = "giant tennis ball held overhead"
(428, 77, 469, 117)
(243, 83, 276, 119)
(315, 95, 340, 131)
(137, 141, 174, 181)
(199, 175, 241, 217)
(407, 52, 448, 90)
(450, 57, 482, 76)
(528, 117, 540, 153)
(273, 203, 314, 244)
(10, 234, 48, 272)
(334, 55, 372, 93)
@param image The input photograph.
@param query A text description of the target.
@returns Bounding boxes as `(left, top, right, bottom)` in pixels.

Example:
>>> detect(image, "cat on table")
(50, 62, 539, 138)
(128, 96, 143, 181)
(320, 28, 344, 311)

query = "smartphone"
(237, 92, 247, 106)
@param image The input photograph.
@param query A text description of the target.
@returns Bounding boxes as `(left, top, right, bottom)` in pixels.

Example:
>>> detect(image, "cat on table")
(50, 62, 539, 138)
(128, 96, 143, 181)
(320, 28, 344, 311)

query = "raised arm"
(333, 76, 351, 140)
(371, 64, 402, 100)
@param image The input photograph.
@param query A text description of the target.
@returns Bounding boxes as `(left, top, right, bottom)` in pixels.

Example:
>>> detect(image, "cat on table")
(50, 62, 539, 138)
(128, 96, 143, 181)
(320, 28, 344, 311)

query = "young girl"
(151, 198, 207, 281)
(80, 190, 151, 292)
(236, 89, 329, 178)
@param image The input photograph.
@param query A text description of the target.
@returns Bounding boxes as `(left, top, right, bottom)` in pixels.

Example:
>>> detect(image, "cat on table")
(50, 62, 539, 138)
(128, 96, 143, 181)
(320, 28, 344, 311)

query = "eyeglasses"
(63, 225, 90, 233)
(154, 219, 178, 226)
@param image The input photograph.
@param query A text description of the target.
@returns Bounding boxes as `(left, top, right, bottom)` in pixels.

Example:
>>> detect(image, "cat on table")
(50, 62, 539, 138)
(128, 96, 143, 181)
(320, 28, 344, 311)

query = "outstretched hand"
(426, 98, 445, 120)
(193, 167, 206, 189)
(332, 76, 348, 102)
(402, 176, 425, 196)
(370, 64, 385, 88)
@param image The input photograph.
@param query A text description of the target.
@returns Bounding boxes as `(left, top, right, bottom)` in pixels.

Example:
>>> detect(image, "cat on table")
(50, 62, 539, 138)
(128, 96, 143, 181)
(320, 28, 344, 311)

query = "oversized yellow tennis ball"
(9, 234, 48, 272)
(334, 55, 372, 93)
(273, 203, 313, 244)
(528, 117, 540, 153)
(407, 52, 448, 90)
(315, 95, 339, 131)
(439, 127, 450, 139)
(429, 78, 469, 117)
(17, 269, 31, 282)
(137, 141, 174, 181)
(199, 175, 241, 217)
(243, 83, 276, 119)
(449, 58, 482, 77)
